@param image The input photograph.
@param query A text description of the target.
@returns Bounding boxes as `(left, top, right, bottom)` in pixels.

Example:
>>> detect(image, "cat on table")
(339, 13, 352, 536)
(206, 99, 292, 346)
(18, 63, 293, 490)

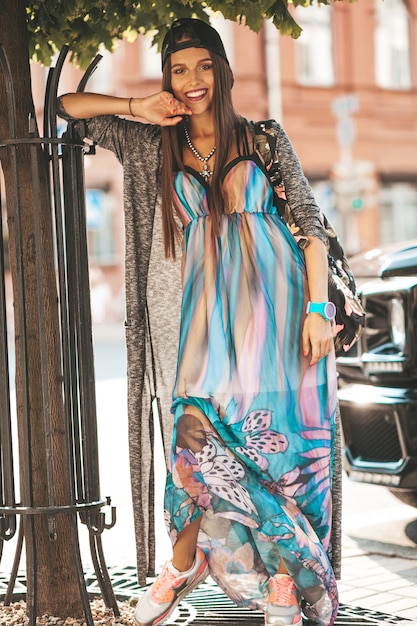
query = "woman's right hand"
(60, 91, 191, 126)
(131, 91, 192, 126)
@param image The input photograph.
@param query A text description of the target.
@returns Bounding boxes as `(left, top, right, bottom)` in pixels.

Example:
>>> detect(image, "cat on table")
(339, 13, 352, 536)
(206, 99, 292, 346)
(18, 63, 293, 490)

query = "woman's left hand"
(302, 313, 334, 365)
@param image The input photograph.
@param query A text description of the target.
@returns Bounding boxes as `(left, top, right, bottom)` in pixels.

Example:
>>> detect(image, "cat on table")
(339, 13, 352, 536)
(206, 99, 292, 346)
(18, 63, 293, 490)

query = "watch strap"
(306, 301, 336, 321)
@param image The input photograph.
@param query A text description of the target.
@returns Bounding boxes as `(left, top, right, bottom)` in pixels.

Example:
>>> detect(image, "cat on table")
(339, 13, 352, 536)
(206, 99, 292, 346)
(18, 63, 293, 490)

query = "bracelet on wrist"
(128, 97, 136, 117)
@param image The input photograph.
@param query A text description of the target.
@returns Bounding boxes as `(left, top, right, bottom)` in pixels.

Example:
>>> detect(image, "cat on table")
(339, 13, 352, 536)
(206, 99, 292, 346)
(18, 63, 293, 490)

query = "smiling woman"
(58, 17, 341, 626)
(169, 47, 216, 180)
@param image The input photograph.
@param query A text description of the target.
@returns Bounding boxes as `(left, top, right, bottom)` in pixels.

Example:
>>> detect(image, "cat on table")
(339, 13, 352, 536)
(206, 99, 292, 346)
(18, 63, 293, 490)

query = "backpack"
(253, 120, 366, 356)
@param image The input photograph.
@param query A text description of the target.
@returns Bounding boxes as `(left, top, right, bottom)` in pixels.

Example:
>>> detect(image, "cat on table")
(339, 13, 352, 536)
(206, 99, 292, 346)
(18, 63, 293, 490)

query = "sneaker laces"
(269, 576, 298, 607)
(150, 565, 178, 604)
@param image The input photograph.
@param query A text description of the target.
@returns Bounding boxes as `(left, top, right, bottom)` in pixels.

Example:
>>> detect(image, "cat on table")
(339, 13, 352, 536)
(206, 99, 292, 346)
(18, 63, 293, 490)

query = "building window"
(375, 0, 412, 90)
(380, 183, 417, 244)
(294, 4, 334, 87)
(86, 188, 118, 265)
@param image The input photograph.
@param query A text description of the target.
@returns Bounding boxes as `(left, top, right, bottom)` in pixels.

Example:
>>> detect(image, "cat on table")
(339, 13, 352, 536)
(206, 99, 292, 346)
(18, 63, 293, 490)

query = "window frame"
(374, 0, 412, 91)
(294, 4, 335, 87)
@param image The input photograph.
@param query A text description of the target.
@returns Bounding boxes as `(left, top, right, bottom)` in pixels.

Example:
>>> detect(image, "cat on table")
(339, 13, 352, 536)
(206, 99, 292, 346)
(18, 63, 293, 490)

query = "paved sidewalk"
(338, 475, 417, 624)
(338, 533, 417, 623)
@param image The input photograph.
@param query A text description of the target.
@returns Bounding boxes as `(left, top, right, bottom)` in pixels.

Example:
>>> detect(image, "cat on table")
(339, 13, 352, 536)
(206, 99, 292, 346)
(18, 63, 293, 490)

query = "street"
(342, 475, 417, 552)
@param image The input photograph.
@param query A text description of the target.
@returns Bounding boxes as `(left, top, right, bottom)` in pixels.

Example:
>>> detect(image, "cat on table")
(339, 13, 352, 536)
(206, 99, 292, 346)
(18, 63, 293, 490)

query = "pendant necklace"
(183, 123, 216, 182)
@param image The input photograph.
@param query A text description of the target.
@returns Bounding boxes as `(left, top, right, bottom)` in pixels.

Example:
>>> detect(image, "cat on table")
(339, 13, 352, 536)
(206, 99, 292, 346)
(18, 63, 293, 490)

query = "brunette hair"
(160, 47, 246, 259)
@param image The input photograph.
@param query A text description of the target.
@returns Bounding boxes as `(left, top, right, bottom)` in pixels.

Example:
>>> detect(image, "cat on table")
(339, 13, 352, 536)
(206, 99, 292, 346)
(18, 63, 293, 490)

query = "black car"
(337, 240, 417, 508)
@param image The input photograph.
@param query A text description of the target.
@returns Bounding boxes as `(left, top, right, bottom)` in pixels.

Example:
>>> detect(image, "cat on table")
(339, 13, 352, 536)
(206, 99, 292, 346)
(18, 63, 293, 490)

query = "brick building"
(31, 0, 417, 323)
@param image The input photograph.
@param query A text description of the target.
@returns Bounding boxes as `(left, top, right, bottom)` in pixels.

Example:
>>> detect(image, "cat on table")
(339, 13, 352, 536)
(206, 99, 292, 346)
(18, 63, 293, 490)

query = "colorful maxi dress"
(164, 153, 339, 624)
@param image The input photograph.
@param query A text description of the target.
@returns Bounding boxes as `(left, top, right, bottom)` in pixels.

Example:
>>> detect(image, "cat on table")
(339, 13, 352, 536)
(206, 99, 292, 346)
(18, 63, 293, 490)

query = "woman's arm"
(272, 122, 327, 247)
(267, 122, 333, 364)
(302, 236, 334, 365)
(60, 91, 191, 126)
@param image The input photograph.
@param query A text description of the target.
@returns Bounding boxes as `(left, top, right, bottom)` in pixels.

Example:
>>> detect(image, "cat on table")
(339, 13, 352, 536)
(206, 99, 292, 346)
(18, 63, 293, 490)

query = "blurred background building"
(27, 0, 417, 324)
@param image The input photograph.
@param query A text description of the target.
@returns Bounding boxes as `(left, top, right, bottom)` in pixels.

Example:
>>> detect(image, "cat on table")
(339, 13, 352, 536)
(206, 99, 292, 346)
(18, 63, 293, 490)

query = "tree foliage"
(23, 0, 357, 68)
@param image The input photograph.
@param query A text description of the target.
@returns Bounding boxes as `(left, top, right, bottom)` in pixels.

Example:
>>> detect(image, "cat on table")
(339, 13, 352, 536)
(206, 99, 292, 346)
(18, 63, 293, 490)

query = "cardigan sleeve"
(271, 120, 328, 247)
(56, 96, 159, 165)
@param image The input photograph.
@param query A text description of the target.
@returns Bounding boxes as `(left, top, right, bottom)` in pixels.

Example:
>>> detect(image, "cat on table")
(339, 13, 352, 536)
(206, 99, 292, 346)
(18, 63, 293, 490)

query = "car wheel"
(389, 489, 417, 508)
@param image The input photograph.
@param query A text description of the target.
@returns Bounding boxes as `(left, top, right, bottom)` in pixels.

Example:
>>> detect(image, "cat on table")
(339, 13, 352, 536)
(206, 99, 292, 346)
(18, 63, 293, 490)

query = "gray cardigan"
(61, 110, 341, 583)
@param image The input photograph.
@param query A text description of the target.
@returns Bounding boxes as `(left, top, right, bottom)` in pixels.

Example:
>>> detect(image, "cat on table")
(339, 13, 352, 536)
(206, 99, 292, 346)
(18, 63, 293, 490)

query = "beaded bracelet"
(128, 97, 136, 117)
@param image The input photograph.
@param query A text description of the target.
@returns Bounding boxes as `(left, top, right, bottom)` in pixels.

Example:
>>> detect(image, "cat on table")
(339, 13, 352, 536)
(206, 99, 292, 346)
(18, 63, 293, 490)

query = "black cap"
(161, 18, 229, 70)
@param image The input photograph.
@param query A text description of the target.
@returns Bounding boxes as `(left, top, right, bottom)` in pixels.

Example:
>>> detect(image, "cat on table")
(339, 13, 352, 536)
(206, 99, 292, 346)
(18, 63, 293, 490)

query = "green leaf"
(25, 0, 358, 68)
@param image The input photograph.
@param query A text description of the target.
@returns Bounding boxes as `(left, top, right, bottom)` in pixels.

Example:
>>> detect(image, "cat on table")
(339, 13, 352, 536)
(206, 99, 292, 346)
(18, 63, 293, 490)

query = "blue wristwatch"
(306, 301, 336, 321)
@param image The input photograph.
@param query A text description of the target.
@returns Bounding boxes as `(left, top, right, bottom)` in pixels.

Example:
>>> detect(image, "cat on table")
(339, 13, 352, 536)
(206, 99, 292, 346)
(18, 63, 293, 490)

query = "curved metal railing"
(0, 45, 118, 625)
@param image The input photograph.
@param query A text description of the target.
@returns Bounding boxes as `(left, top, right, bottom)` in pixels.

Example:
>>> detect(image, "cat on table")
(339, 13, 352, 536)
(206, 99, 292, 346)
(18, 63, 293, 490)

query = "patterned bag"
(254, 121, 366, 356)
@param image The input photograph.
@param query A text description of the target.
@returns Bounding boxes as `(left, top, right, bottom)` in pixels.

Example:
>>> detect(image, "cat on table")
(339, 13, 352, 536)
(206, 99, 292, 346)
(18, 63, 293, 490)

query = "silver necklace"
(183, 123, 216, 181)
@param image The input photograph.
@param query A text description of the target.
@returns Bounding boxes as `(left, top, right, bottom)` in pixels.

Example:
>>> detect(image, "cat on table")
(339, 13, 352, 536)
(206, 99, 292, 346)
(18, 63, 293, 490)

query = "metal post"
(0, 46, 118, 623)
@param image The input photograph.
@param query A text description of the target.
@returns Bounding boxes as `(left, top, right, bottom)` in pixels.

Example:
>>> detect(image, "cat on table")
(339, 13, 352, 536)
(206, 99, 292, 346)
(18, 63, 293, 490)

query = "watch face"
(324, 301, 336, 320)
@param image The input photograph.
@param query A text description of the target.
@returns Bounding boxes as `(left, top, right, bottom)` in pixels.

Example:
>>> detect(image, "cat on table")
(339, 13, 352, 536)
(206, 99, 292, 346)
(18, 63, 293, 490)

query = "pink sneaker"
(265, 574, 302, 626)
(134, 548, 209, 626)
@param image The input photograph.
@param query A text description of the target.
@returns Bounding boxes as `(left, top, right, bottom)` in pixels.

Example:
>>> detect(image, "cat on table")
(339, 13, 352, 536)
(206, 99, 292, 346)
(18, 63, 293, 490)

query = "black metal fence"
(0, 45, 118, 625)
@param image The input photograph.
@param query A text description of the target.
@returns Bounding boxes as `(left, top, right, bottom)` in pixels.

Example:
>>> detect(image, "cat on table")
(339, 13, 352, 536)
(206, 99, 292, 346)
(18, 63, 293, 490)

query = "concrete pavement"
(340, 533, 417, 622)
(339, 480, 417, 623)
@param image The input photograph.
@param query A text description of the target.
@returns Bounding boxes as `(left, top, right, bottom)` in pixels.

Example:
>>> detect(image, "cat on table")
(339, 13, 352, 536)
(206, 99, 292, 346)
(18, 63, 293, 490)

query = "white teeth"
(187, 89, 206, 98)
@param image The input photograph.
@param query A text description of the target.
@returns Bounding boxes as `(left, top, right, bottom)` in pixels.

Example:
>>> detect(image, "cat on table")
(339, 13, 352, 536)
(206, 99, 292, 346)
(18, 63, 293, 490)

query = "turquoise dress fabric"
(164, 155, 339, 624)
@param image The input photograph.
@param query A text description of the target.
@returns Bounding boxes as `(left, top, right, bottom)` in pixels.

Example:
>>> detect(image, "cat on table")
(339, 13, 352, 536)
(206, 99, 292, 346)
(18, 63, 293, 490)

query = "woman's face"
(169, 46, 215, 116)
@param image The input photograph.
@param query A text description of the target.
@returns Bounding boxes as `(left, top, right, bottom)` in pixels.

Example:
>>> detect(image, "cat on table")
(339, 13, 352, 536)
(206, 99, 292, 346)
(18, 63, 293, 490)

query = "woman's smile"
(184, 88, 208, 102)
(170, 46, 215, 113)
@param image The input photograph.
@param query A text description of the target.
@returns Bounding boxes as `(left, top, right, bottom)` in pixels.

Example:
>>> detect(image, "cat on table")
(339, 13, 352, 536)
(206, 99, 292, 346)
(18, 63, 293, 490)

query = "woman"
(60, 18, 340, 626)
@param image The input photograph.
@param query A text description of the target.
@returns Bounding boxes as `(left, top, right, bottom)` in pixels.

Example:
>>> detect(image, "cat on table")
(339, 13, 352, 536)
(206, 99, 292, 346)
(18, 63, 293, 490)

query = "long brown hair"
(161, 49, 246, 259)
